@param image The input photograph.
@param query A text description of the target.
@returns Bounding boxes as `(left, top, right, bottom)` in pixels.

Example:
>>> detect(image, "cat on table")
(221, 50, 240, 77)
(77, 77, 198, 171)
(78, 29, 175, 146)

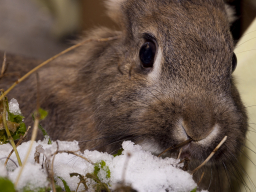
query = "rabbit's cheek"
(138, 139, 163, 155)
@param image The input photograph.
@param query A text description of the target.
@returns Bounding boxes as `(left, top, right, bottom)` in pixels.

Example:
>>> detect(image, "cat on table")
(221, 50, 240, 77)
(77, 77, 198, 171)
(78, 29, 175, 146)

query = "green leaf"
(8, 112, 24, 123)
(0, 177, 15, 192)
(0, 97, 27, 144)
(38, 124, 52, 144)
(32, 110, 52, 144)
(55, 185, 63, 192)
(100, 160, 106, 168)
(22, 185, 62, 192)
(11, 122, 26, 141)
(0, 130, 8, 144)
(0, 122, 26, 143)
(39, 108, 48, 120)
(58, 176, 71, 192)
(32, 108, 48, 121)
(18, 122, 26, 133)
(11, 132, 20, 141)
(113, 148, 123, 157)
(94, 163, 101, 177)
(70, 172, 88, 190)
(86, 173, 111, 192)
(94, 160, 111, 179)
(190, 187, 197, 192)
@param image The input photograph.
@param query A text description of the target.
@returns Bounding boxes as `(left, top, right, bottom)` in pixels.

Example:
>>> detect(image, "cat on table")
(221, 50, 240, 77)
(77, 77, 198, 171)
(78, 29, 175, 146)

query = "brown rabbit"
(0, 0, 248, 191)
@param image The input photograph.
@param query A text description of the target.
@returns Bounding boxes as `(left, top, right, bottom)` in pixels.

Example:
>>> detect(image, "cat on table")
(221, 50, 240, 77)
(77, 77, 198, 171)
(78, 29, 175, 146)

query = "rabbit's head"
(74, 0, 247, 190)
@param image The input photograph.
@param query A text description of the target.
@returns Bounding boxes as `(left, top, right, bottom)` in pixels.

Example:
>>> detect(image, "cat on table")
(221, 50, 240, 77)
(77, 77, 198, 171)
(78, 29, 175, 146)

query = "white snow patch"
(8, 98, 21, 115)
(0, 140, 202, 191)
(0, 163, 7, 177)
(9, 163, 48, 190)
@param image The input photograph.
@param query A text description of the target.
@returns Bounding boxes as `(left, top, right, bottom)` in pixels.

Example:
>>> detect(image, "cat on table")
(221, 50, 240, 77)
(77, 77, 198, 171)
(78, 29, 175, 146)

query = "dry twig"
(122, 152, 131, 182)
(158, 138, 192, 157)
(14, 114, 39, 187)
(1, 91, 22, 166)
(49, 141, 59, 192)
(0, 36, 120, 101)
(177, 148, 182, 159)
(51, 150, 93, 164)
(191, 136, 227, 174)
(15, 74, 41, 187)
(198, 172, 205, 186)
(0, 52, 6, 78)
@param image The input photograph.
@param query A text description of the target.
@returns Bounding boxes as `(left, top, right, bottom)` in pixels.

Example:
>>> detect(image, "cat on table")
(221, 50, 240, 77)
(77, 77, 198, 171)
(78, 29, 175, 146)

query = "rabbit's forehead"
(126, 1, 233, 88)
(126, 0, 233, 55)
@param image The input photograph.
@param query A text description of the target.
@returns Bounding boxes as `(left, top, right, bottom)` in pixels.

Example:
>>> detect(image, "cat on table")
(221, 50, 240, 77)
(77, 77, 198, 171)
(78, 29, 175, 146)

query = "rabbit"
(0, 0, 248, 191)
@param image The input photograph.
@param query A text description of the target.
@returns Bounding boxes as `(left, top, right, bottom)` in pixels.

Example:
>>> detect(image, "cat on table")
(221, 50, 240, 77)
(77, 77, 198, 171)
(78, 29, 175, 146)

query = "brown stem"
(0, 52, 6, 77)
(158, 138, 192, 157)
(0, 36, 120, 101)
(1, 92, 22, 166)
(14, 117, 39, 187)
(191, 136, 227, 175)
(122, 152, 131, 182)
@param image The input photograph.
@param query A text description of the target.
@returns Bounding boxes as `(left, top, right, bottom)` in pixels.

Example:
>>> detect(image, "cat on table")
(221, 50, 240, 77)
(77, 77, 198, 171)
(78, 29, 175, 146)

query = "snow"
(0, 163, 7, 177)
(8, 98, 21, 115)
(0, 98, 203, 191)
(0, 140, 201, 192)
(9, 163, 48, 190)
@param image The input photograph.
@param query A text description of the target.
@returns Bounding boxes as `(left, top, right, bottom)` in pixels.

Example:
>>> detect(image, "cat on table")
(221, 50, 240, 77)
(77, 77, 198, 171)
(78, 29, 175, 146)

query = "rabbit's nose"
(181, 105, 216, 141)
(180, 119, 220, 145)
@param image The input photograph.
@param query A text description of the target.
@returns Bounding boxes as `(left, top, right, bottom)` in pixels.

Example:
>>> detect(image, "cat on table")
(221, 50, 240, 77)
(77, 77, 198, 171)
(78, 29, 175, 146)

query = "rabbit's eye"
(139, 41, 156, 68)
(232, 53, 237, 72)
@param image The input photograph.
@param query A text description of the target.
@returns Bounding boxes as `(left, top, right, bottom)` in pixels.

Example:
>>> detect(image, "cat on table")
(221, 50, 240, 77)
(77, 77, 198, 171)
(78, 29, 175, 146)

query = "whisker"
(222, 162, 232, 192)
(245, 105, 256, 108)
(78, 135, 119, 143)
(230, 159, 250, 192)
(235, 37, 256, 48)
(244, 136, 256, 151)
(236, 49, 256, 54)
(240, 143, 256, 155)
(241, 29, 256, 36)
(237, 147, 256, 167)
(226, 147, 256, 191)
(223, 154, 249, 192)
(145, 88, 165, 105)
(158, 138, 192, 157)
(247, 129, 256, 133)
(0, 157, 18, 167)
(89, 135, 145, 151)
(214, 164, 222, 192)
(207, 168, 212, 191)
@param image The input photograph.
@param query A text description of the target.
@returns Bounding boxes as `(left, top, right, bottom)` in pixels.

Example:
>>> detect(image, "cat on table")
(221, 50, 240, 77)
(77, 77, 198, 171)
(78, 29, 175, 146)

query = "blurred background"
(0, 0, 255, 191)
(0, 0, 255, 59)
(0, 0, 119, 59)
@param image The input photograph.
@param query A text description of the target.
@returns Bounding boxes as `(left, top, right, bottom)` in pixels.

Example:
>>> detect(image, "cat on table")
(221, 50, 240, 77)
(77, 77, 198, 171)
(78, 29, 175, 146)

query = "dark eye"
(139, 41, 156, 68)
(232, 53, 237, 72)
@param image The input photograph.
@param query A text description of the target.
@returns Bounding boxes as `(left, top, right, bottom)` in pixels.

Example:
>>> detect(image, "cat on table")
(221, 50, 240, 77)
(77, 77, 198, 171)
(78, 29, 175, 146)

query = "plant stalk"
(0, 36, 119, 101)
(1, 96, 22, 166)
(15, 115, 39, 187)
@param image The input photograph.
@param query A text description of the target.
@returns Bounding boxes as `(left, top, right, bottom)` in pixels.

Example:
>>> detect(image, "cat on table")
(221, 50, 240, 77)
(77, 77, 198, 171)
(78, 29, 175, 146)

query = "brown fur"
(0, 0, 248, 191)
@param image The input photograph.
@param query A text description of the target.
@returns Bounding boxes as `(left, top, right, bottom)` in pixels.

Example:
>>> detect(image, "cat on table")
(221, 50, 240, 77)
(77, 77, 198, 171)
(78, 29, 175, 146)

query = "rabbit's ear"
(105, 0, 126, 24)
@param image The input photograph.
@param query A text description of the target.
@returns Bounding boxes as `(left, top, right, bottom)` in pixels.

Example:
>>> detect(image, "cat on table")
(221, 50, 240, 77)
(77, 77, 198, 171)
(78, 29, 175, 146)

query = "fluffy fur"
(0, 0, 248, 191)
